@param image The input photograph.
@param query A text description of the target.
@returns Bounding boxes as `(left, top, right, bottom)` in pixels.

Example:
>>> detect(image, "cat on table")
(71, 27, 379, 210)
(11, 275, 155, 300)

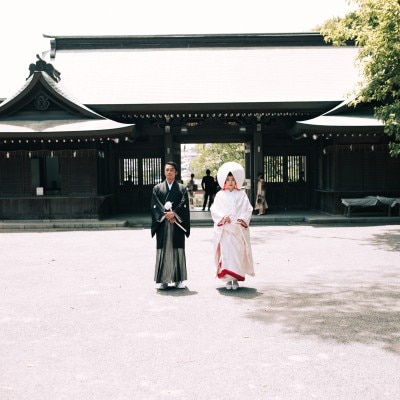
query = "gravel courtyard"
(1, 224, 399, 400)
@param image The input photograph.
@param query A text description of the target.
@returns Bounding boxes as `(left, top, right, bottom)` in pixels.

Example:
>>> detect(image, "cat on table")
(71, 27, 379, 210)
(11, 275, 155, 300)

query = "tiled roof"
(0, 72, 135, 139)
(44, 34, 360, 107)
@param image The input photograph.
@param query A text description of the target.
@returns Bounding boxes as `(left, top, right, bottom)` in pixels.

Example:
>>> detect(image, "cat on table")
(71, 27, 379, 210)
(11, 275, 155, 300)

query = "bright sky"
(0, 0, 355, 98)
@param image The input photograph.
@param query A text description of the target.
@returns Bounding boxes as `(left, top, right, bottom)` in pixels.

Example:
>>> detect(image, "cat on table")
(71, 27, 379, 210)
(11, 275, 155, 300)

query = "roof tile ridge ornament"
(26, 54, 61, 83)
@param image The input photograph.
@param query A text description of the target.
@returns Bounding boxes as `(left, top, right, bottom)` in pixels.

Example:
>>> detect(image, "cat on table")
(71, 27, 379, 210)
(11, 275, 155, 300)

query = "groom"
(150, 161, 191, 290)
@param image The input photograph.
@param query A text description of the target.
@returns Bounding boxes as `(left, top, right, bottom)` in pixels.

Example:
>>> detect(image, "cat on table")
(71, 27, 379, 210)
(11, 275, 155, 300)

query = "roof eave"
(292, 119, 385, 139)
(44, 32, 356, 52)
(0, 121, 136, 140)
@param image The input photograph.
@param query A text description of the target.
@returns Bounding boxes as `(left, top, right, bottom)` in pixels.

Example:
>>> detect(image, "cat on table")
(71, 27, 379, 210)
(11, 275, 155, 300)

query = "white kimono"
(210, 188, 254, 281)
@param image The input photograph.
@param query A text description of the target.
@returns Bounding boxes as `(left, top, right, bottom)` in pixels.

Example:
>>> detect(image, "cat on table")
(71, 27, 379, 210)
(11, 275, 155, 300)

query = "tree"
(319, 0, 400, 156)
(189, 143, 245, 179)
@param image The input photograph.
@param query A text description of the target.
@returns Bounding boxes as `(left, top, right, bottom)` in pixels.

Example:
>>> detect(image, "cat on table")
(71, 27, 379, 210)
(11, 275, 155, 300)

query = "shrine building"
(0, 33, 398, 219)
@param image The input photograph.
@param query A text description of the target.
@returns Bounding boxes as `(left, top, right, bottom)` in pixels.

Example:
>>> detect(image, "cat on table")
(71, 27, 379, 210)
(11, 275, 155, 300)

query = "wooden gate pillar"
(252, 131, 263, 200)
(164, 132, 173, 163)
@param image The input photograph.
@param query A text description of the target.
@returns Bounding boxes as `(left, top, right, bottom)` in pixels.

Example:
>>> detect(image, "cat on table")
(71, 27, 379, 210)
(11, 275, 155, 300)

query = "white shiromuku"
(210, 188, 254, 281)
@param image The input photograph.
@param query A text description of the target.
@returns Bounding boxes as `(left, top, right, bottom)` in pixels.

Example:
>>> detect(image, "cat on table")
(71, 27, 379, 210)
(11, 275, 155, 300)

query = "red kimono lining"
(217, 268, 245, 281)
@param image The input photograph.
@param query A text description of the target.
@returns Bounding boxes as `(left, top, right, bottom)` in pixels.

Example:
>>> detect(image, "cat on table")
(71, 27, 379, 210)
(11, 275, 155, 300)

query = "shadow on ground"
(216, 286, 264, 299)
(247, 280, 400, 355)
(367, 229, 400, 252)
(156, 288, 198, 297)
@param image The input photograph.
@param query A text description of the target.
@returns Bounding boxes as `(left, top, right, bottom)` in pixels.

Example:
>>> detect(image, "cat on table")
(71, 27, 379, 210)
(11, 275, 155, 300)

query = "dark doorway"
(264, 153, 309, 210)
(117, 155, 163, 213)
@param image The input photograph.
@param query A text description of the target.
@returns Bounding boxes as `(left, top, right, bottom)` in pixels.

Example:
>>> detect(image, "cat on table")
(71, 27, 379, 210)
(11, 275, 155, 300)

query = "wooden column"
(252, 131, 263, 202)
(164, 131, 173, 163)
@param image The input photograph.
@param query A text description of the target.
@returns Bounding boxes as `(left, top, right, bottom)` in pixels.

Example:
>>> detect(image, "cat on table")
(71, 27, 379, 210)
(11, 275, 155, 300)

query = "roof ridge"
(45, 32, 355, 52)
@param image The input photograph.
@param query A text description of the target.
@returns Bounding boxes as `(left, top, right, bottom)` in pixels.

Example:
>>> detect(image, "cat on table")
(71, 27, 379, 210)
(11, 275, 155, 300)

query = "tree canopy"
(189, 143, 244, 180)
(319, 0, 400, 156)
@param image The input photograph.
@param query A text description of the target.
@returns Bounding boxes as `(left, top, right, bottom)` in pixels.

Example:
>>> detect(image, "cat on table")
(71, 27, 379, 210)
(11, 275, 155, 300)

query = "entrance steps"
(1, 210, 399, 231)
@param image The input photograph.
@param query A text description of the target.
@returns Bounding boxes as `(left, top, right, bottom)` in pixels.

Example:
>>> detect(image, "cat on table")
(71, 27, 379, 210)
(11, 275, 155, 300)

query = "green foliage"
(320, 0, 400, 156)
(189, 143, 245, 178)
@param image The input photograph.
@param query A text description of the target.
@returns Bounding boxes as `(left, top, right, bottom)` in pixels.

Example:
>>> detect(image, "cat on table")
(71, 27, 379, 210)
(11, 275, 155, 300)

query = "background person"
(254, 172, 268, 215)
(211, 175, 221, 206)
(201, 169, 215, 211)
(187, 173, 196, 209)
(297, 170, 306, 183)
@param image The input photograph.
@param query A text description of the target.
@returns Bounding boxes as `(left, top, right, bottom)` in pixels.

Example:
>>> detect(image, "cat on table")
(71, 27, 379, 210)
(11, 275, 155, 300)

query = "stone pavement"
(1, 224, 400, 399)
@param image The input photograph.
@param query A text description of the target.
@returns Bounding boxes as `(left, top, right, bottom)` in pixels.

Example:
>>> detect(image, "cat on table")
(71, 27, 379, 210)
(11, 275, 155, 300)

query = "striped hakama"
(154, 222, 187, 284)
